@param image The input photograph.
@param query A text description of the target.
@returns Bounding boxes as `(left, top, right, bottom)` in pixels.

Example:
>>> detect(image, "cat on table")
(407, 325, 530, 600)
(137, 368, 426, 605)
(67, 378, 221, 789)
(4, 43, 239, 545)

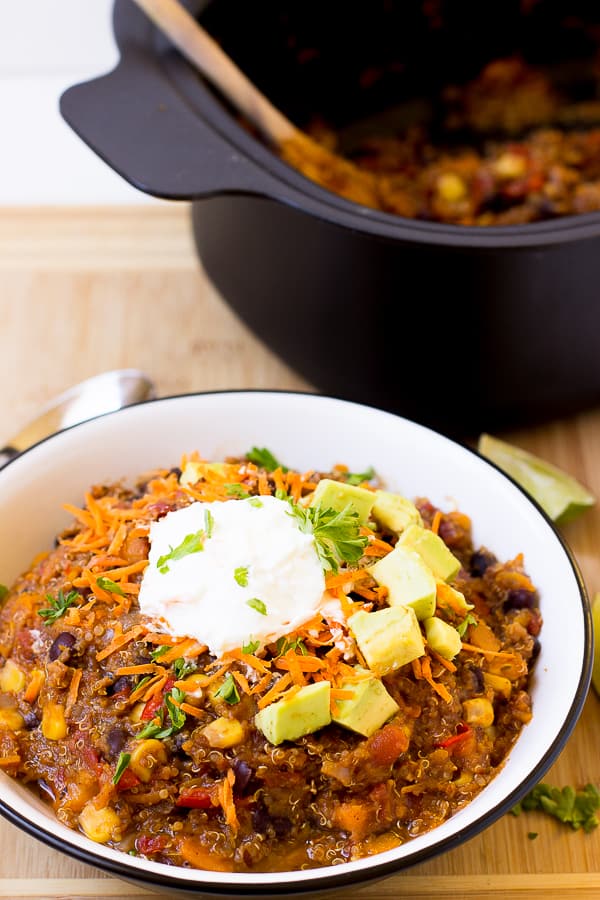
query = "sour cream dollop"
(138, 495, 326, 658)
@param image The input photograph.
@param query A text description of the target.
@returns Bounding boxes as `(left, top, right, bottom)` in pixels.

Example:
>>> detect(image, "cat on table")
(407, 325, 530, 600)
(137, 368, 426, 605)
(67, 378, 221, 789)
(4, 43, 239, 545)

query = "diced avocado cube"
(398, 524, 461, 582)
(180, 461, 227, 487)
(348, 606, 425, 677)
(254, 681, 331, 746)
(424, 616, 462, 660)
(436, 581, 474, 615)
(332, 667, 399, 737)
(310, 479, 375, 526)
(369, 545, 436, 621)
(372, 491, 422, 534)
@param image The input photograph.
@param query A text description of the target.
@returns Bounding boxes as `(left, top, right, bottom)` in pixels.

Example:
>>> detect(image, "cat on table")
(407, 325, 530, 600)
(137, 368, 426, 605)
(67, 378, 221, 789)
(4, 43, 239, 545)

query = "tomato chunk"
(368, 724, 408, 766)
(176, 786, 214, 809)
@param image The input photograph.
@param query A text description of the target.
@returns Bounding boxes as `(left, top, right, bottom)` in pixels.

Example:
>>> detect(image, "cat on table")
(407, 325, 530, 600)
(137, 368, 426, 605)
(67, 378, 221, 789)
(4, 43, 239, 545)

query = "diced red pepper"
(136, 834, 169, 855)
(436, 723, 472, 749)
(141, 677, 175, 720)
(116, 768, 142, 792)
(175, 786, 214, 809)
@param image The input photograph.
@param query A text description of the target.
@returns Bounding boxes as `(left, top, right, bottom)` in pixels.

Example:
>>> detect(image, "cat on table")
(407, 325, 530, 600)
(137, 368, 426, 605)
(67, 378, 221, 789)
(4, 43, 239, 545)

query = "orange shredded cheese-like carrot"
(115, 664, 166, 677)
(220, 769, 239, 833)
(276, 653, 327, 674)
(180, 702, 205, 719)
(107, 523, 128, 556)
(223, 649, 271, 675)
(420, 655, 452, 703)
(65, 668, 82, 716)
(232, 671, 251, 696)
(330, 688, 355, 701)
(157, 639, 208, 665)
(428, 649, 457, 673)
(143, 633, 180, 646)
(257, 673, 292, 709)
(460, 642, 518, 659)
(96, 624, 146, 661)
(431, 510, 442, 535)
(23, 669, 45, 704)
(325, 568, 371, 590)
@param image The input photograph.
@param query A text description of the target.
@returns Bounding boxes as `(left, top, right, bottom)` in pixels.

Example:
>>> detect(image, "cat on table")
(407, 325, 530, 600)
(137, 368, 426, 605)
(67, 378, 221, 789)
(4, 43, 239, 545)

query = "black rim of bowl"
(0, 389, 592, 896)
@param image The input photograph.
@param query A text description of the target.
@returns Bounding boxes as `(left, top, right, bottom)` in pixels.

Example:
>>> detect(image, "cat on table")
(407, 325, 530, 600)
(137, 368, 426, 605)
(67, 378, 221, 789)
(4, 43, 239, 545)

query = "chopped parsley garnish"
(277, 636, 308, 656)
(96, 576, 125, 596)
(150, 644, 171, 661)
(234, 566, 249, 587)
(225, 483, 251, 499)
(456, 612, 478, 637)
(249, 498, 263, 508)
(246, 447, 288, 473)
(214, 673, 240, 705)
(242, 638, 260, 655)
(528, 832, 538, 840)
(204, 508, 215, 539)
(136, 687, 187, 740)
(157, 530, 205, 574)
(112, 752, 132, 785)
(288, 501, 368, 574)
(275, 488, 290, 501)
(174, 657, 197, 679)
(38, 589, 80, 625)
(0, 584, 8, 601)
(345, 466, 376, 486)
(511, 783, 600, 833)
(246, 597, 267, 615)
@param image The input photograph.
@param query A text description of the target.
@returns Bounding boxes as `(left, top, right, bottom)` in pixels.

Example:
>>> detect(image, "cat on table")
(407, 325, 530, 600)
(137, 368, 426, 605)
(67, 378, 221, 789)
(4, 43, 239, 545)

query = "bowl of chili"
(0, 391, 591, 896)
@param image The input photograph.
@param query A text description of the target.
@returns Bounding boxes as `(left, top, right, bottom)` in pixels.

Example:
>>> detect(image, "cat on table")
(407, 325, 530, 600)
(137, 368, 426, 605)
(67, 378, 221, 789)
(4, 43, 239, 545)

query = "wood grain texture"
(0, 206, 598, 898)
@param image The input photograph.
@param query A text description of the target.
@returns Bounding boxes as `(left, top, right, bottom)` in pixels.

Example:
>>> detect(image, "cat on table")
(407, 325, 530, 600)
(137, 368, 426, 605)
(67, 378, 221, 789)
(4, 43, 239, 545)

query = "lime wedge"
(592, 593, 600, 698)
(478, 433, 596, 525)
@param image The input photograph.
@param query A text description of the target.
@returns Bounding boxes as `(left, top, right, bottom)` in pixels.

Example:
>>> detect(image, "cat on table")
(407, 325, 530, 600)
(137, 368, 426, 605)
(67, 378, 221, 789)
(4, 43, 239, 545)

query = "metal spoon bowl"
(0, 369, 156, 469)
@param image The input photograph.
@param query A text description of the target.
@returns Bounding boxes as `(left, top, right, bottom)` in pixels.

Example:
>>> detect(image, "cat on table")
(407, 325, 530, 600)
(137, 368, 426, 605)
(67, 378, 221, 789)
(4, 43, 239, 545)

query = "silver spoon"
(0, 369, 156, 469)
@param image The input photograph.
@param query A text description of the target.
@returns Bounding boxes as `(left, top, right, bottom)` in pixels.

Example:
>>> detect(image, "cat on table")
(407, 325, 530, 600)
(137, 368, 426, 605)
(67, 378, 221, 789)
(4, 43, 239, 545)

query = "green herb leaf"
(38, 589, 80, 625)
(225, 483, 251, 499)
(157, 530, 204, 573)
(234, 566, 249, 587)
(246, 597, 267, 615)
(112, 752, 132, 785)
(287, 501, 368, 574)
(277, 636, 308, 656)
(214, 673, 240, 705)
(96, 576, 125, 597)
(0, 584, 8, 601)
(249, 498, 263, 508)
(456, 612, 478, 638)
(173, 657, 197, 679)
(246, 447, 288, 473)
(135, 674, 152, 693)
(511, 783, 600, 832)
(136, 687, 187, 740)
(242, 638, 260, 655)
(275, 488, 290, 501)
(345, 467, 376, 486)
(150, 644, 171, 661)
(204, 509, 215, 539)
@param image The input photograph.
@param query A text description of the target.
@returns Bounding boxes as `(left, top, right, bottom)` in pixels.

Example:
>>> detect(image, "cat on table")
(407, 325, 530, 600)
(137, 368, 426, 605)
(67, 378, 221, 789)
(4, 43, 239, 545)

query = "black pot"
(60, 0, 600, 436)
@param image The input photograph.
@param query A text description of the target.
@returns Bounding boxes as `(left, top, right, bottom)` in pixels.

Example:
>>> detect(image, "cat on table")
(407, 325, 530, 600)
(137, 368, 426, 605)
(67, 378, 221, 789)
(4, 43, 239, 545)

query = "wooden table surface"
(0, 206, 599, 900)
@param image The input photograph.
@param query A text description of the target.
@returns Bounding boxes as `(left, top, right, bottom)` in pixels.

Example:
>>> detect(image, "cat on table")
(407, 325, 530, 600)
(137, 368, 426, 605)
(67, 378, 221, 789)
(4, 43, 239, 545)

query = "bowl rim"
(0, 389, 592, 895)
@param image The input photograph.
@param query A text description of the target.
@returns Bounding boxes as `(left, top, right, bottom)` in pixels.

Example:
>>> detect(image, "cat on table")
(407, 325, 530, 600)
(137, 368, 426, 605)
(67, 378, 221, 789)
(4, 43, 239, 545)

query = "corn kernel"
(202, 716, 245, 749)
(494, 152, 527, 179)
(483, 672, 512, 699)
(41, 701, 68, 740)
(0, 708, 24, 731)
(462, 697, 494, 727)
(129, 702, 146, 724)
(0, 660, 26, 694)
(437, 172, 467, 202)
(79, 800, 121, 843)
(129, 739, 167, 782)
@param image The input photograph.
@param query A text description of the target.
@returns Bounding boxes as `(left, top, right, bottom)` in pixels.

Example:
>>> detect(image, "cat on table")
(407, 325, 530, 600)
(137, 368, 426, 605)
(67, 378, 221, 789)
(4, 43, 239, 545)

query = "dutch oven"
(60, 0, 600, 436)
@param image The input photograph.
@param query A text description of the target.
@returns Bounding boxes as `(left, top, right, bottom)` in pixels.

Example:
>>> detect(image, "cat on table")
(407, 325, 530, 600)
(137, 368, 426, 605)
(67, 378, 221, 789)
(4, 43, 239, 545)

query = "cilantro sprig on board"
(511, 783, 600, 833)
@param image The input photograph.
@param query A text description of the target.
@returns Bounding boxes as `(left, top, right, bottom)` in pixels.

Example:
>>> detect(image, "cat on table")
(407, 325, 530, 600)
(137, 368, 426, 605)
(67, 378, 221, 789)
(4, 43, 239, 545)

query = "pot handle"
(60, 57, 284, 202)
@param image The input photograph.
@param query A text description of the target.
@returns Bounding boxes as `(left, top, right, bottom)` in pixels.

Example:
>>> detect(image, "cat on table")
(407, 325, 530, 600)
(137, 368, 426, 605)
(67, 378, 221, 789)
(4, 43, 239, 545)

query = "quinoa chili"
(0, 454, 541, 872)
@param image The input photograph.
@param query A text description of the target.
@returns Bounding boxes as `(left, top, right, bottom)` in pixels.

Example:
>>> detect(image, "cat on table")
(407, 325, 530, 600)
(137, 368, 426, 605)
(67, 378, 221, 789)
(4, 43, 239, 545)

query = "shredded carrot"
(258, 472, 271, 496)
(157, 639, 208, 665)
(364, 538, 394, 557)
(96, 624, 145, 661)
(325, 568, 371, 590)
(250, 673, 272, 696)
(180, 702, 205, 719)
(23, 669, 45, 704)
(276, 653, 327, 674)
(431, 510, 442, 535)
(142, 674, 168, 702)
(88, 555, 129, 570)
(62, 503, 96, 530)
(411, 657, 423, 679)
(257, 673, 292, 709)
(219, 769, 239, 833)
(107, 523, 128, 556)
(232, 671, 251, 696)
(143, 633, 180, 646)
(65, 668, 82, 715)
(420, 655, 452, 703)
(129, 673, 163, 704)
(330, 688, 355, 700)
(84, 492, 107, 536)
(115, 664, 166, 676)
(428, 649, 457, 673)
(436, 581, 468, 614)
(98, 560, 148, 581)
(223, 648, 271, 675)
(460, 642, 518, 659)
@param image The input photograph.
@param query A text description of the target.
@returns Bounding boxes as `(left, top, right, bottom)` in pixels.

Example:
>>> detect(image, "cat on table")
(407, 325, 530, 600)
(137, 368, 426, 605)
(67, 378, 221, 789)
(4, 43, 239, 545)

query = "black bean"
(272, 817, 291, 838)
(232, 759, 253, 794)
(531, 637, 541, 663)
(48, 631, 76, 661)
(470, 550, 497, 577)
(106, 726, 128, 755)
(467, 666, 485, 693)
(23, 710, 39, 730)
(170, 467, 182, 478)
(106, 675, 132, 697)
(504, 589, 536, 611)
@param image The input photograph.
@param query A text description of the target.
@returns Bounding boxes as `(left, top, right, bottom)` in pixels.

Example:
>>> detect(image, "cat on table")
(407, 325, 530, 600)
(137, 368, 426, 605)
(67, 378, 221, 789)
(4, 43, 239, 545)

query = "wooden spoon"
(130, 0, 378, 206)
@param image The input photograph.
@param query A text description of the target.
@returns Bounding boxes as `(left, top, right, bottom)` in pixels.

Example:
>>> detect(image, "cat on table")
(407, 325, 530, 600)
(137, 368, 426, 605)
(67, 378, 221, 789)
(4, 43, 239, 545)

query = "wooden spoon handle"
(130, 0, 297, 145)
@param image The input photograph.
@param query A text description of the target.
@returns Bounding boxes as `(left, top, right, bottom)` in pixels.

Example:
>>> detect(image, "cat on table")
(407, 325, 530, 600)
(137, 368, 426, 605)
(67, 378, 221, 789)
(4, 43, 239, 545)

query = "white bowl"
(0, 391, 591, 897)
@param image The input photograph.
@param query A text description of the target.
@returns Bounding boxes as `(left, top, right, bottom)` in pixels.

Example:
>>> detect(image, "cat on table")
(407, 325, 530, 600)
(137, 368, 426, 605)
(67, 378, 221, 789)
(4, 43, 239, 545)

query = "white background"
(0, 0, 155, 203)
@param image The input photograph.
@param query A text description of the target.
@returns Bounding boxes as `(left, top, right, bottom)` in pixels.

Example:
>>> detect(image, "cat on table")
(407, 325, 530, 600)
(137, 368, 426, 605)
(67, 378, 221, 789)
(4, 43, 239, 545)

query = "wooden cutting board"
(0, 207, 598, 900)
